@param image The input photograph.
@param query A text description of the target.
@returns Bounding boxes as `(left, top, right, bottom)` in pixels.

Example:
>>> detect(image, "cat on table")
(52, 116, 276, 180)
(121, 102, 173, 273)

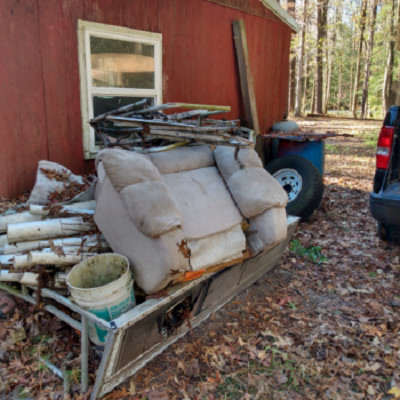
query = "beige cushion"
(214, 146, 263, 182)
(227, 168, 288, 218)
(162, 167, 243, 241)
(94, 175, 190, 294)
(187, 224, 246, 271)
(96, 149, 162, 192)
(150, 145, 215, 173)
(120, 181, 183, 238)
(247, 207, 287, 255)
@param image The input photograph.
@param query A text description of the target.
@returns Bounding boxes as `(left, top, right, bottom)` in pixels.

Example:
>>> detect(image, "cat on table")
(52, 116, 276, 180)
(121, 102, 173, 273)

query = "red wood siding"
(0, 0, 292, 198)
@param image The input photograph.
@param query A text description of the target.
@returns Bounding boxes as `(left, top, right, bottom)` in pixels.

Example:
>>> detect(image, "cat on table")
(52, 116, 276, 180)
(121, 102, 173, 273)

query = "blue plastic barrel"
(389, 106, 400, 126)
(277, 139, 325, 176)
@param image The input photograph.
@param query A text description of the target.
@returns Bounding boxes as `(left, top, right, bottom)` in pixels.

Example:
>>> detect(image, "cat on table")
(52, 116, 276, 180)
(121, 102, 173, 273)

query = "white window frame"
(78, 20, 162, 159)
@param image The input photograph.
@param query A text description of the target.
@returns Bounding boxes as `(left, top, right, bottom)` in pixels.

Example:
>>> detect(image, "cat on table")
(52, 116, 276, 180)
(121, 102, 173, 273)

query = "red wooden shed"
(0, 0, 297, 199)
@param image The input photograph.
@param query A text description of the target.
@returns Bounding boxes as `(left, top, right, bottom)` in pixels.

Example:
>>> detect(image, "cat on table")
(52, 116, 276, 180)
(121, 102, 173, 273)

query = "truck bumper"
(370, 182, 400, 225)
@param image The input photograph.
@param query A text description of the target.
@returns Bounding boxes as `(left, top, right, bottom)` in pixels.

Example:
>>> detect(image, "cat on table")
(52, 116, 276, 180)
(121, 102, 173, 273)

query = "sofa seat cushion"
(187, 224, 246, 271)
(162, 167, 243, 241)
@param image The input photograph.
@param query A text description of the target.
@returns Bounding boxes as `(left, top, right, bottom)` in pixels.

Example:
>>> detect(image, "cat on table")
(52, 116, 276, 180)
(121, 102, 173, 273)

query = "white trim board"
(77, 20, 162, 159)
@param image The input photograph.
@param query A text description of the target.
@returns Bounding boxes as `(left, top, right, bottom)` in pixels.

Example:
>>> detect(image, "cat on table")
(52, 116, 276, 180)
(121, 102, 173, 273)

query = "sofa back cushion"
(120, 181, 183, 238)
(150, 145, 215, 174)
(214, 146, 263, 182)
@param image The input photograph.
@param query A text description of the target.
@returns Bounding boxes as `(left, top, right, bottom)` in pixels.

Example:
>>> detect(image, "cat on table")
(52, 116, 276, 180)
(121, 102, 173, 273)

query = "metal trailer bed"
(0, 216, 299, 399)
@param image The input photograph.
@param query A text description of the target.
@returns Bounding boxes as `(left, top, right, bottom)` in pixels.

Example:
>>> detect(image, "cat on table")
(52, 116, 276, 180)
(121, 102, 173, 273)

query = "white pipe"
(27, 251, 92, 267)
(0, 211, 44, 233)
(7, 217, 95, 243)
(13, 248, 93, 269)
(0, 270, 67, 288)
(0, 254, 13, 265)
(29, 202, 96, 216)
(13, 255, 29, 269)
(3, 235, 109, 255)
(0, 234, 7, 247)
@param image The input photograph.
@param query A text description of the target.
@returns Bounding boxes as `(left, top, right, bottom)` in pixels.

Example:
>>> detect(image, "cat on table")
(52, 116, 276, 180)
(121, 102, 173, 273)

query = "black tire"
(266, 155, 324, 219)
(377, 222, 400, 245)
(373, 170, 385, 193)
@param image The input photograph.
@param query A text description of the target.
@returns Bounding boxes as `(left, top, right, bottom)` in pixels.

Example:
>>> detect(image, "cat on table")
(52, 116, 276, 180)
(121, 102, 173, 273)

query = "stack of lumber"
(90, 99, 254, 151)
(0, 201, 110, 289)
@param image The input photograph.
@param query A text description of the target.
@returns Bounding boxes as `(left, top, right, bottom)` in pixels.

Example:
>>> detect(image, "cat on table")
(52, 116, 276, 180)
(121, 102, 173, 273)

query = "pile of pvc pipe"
(0, 200, 110, 288)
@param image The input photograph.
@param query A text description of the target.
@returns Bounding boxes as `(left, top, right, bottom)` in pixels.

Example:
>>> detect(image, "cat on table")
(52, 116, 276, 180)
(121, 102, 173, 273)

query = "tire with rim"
(266, 155, 323, 219)
(377, 222, 400, 245)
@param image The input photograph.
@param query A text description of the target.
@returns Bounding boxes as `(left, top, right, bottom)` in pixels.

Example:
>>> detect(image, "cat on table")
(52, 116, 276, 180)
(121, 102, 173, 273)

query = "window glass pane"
(90, 36, 155, 89)
(93, 96, 154, 145)
(93, 95, 153, 116)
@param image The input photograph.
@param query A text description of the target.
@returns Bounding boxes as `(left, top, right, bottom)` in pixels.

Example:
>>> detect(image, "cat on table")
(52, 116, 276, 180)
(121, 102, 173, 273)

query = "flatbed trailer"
(0, 216, 299, 399)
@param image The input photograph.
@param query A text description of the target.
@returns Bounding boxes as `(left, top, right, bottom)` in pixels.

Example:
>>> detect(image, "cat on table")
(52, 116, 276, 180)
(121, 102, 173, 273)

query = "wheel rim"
(272, 168, 303, 202)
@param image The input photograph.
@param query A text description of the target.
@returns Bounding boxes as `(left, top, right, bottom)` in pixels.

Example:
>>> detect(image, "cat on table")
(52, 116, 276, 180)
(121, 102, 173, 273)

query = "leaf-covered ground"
(2, 116, 400, 399)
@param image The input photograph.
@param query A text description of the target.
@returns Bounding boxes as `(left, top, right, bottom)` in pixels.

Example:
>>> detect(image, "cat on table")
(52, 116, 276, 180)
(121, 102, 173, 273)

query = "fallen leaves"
(2, 117, 400, 399)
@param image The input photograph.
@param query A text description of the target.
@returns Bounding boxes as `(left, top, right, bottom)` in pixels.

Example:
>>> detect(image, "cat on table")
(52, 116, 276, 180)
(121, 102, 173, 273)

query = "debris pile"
(0, 162, 108, 292)
(90, 99, 254, 151)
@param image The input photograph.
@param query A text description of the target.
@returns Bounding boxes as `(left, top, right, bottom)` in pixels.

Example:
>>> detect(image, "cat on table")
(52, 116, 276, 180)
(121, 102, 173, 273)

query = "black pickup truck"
(370, 106, 400, 244)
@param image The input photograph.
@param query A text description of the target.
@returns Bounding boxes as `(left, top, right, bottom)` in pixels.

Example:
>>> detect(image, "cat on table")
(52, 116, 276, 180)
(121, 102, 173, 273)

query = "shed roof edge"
(259, 0, 299, 32)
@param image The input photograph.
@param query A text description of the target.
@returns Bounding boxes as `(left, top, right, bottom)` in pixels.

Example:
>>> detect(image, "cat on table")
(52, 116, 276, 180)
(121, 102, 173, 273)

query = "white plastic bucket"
(67, 253, 135, 345)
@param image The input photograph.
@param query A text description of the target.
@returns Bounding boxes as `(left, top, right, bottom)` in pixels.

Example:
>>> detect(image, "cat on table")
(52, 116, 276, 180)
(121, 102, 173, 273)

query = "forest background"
(281, 0, 400, 118)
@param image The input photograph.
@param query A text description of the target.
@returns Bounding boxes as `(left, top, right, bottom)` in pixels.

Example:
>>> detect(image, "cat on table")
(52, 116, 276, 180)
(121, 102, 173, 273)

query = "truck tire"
(373, 170, 385, 193)
(377, 222, 400, 245)
(266, 155, 323, 219)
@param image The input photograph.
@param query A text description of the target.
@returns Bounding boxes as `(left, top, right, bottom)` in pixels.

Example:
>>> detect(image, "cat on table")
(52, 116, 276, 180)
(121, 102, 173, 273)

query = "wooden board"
(91, 216, 299, 399)
(232, 19, 260, 136)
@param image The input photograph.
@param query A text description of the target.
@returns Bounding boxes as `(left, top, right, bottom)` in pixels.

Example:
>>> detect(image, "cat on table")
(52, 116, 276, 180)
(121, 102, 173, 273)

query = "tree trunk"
(288, 0, 296, 113)
(349, 30, 356, 109)
(311, 76, 316, 113)
(361, 0, 378, 119)
(337, 38, 344, 110)
(324, 4, 339, 113)
(383, 0, 396, 114)
(294, 0, 309, 117)
(314, 0, 329, 114)
(351, 0, 368, 118)
(302, 50, 310, 114)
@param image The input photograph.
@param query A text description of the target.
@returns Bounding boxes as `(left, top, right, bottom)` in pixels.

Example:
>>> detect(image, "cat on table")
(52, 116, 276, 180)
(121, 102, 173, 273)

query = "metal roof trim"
(259, 0, 299, 32)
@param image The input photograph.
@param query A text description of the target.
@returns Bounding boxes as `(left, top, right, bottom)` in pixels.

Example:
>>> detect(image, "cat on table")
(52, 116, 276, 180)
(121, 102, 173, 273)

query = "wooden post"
(232, 20, 264, 164)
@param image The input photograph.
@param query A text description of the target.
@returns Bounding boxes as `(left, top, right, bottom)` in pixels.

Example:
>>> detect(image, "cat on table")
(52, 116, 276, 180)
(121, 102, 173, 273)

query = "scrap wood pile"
(0, 162, 109, 294)
(90, 98, 254, 150)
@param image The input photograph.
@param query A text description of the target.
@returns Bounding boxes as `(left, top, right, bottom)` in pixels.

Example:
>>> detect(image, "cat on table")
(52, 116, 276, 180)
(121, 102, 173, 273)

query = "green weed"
(289, 239, 329, 265)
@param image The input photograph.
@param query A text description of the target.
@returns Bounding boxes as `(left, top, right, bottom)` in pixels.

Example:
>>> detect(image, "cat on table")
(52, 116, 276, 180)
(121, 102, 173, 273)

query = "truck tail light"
(376, 126, 395, 170)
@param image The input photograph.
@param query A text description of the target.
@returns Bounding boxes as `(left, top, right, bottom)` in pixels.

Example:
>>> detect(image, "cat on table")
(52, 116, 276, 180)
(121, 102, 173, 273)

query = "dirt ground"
(2, 116, 400, 400)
